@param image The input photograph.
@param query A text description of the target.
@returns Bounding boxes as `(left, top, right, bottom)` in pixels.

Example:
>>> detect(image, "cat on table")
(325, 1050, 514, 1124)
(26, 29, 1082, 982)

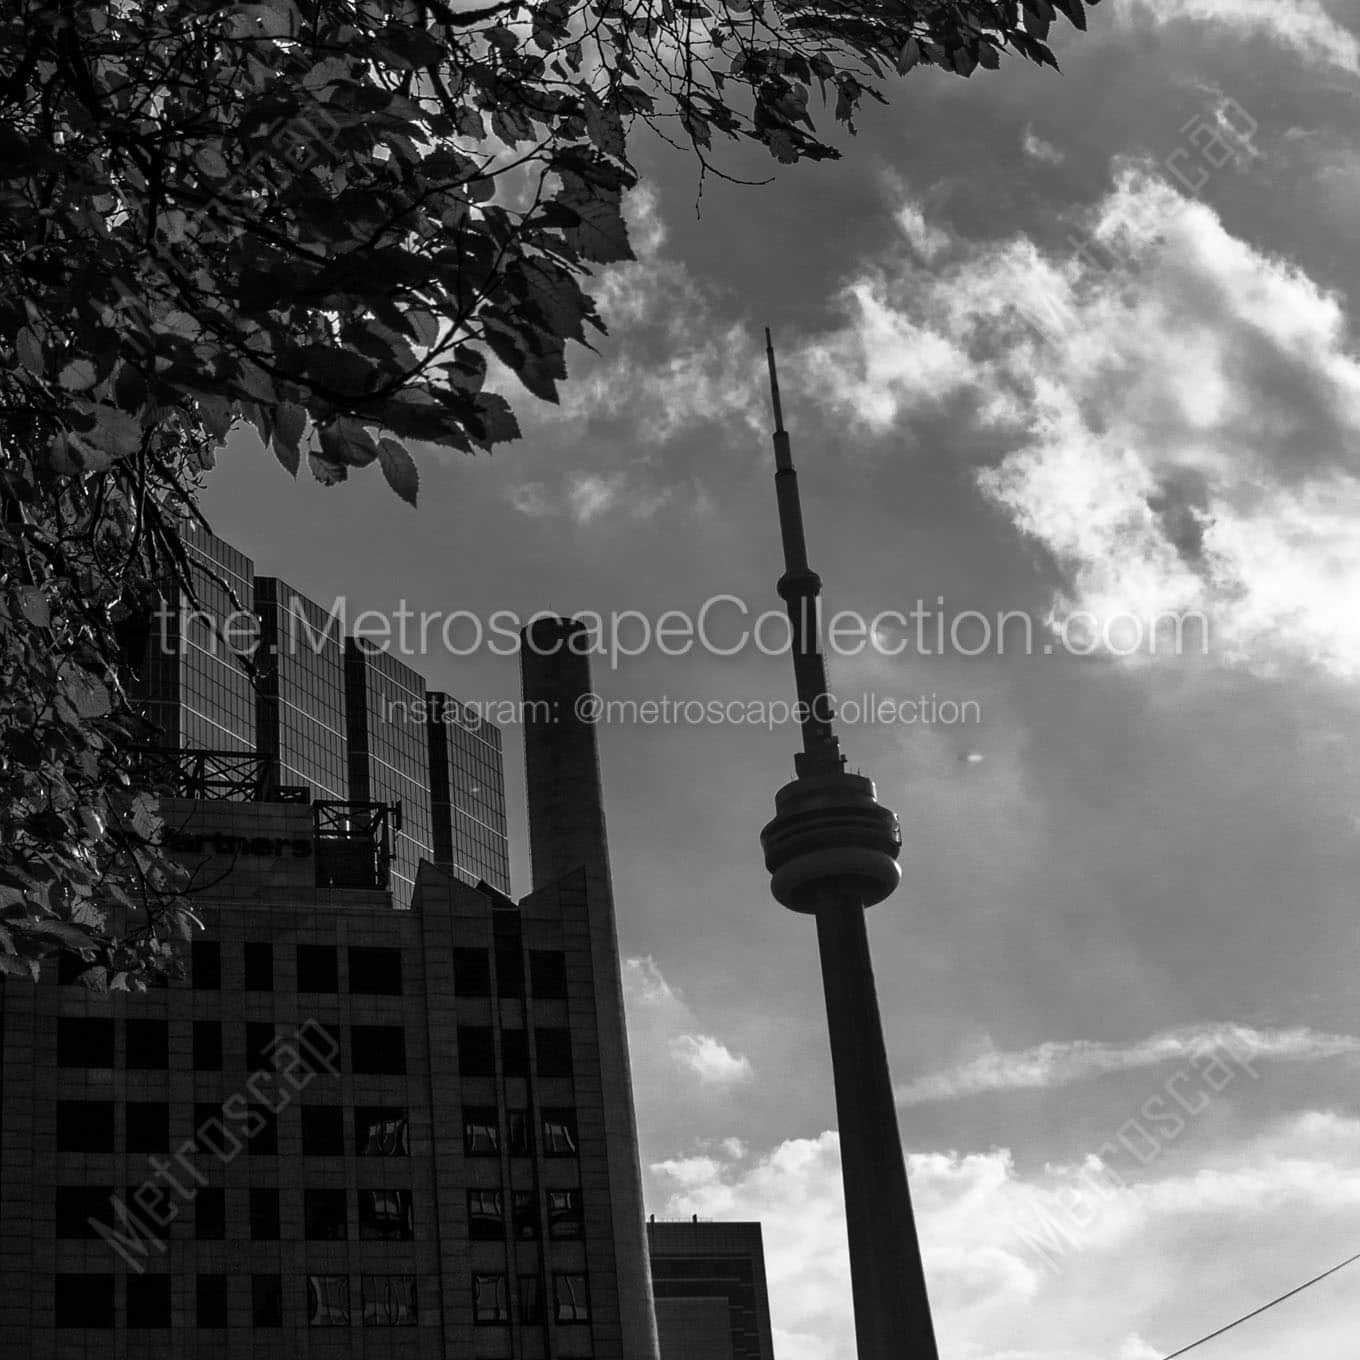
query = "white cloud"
(506, 481, 554, 517)
(898, 1023, 1360, 1103)
(653, 1131, 854, 1360)
(1120, 0, 1360, 75)
(896, 200, 952, 261)
(567, 472, 620, 523)
(625, 953, 677, 1006)
(624, 954, 755, 1088)
(505, 471, 673, 524)
(804, 165, 1360, 679)
(651, 1112, 1360, 1360)
(1022, 126, 1065, 165)
(538, 183, 765, 443)
(801, 282, 972, 434)
(668, 1033, 755, 1085)
(559, 315, 762, 441)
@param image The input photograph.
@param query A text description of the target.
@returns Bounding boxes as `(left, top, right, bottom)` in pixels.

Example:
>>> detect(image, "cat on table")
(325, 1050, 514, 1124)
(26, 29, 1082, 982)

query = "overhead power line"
(1159, 1248, 1360, 1360)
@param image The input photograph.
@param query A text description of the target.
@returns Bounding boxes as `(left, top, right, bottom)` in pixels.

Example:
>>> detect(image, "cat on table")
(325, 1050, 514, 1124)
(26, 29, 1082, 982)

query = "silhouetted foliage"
(0, 0, 1097, 986)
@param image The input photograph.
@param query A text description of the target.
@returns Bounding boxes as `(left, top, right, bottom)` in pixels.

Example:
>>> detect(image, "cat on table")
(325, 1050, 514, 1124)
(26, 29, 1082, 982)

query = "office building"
(0, 619, 661, 1358)
(427, 693, 511, 895)
(647, 1220, 777, 1360)
(136, 521, 257, 753)
(345, 639, 434, 908)
(254, 578, 349, 804)
(133, 526, 505, 899)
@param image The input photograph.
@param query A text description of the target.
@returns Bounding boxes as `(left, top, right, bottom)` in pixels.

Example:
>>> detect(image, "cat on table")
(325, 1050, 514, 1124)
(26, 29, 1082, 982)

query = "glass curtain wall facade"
(427, 693, 511, 894)
(255, 578, 349, 802)
(345, 640, 434, 907)
(141, 522, 257, 752)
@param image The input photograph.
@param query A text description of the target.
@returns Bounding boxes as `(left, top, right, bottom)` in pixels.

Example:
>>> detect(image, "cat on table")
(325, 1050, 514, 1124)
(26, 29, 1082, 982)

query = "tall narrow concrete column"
(817, 900, 939, 1356)
(521, 619, 661, 1360)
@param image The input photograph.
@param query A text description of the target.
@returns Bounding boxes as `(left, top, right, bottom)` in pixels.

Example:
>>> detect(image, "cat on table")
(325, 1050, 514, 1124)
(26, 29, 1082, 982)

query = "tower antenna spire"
(762, 327, 842, 776)
(764, 326, 786, 438)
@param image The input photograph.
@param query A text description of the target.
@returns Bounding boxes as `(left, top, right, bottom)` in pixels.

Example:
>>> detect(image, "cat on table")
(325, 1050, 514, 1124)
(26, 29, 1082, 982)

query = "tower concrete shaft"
(760, 332, 940, 1360)
(521, 619, 662, 1360)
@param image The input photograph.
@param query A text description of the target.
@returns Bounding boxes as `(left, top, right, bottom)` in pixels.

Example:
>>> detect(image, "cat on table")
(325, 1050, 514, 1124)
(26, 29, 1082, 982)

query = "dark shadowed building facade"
(647, 1220, 777, 1360)
(0, 614, 658, 1357)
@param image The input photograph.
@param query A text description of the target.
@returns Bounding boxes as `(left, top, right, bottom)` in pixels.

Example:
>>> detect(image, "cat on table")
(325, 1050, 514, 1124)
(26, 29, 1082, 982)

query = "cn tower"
(758, 331, 941, 1359)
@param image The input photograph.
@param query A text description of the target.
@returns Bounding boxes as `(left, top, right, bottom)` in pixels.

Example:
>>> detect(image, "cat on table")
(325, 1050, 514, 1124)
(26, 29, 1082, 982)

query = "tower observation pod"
(758, 330, 941, 1360)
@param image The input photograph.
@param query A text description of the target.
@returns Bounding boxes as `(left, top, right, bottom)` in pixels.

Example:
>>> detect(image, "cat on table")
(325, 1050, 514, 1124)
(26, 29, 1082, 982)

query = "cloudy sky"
(201, 3, 1360, 1356)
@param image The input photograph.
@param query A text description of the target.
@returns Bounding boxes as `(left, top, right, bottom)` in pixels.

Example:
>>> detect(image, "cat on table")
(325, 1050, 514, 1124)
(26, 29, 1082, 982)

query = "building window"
(547, 1188, 584, 1239)
(299, 1022, 341, 1073)
(125, 1019, 169, 1069)
(126, 1101, 169, 1153)
(519, 1274, 543, 1325)
(457, 1025, 495, 1077)
(463, 1107, 499, 1157)
(252, 1274, 283, 1328)
(541, 1108, 578, 1157)
(248, 1103, 278, 1154)
(356, 1106, 409, 1156)
(307, 1274, 351, 1325)
(513, 1190, 538, 1240)
(127, 1273, 172, 1328)
(193, 1101, 225, 1148)
(358, 1188, 413, 1241)
(55, 1101, 111, 1153)
(58, 951, 92, 986)
(495, 942, 523, 998)
(301, 1105, 345, 1156)
(193, 1020, 222, 1071)
(57, 1017, 114, 1068)
(191, 941, 221, 989)
(348, 945, 403, 995)
(305, 1188, 348, 1240)
(472, 1273, 509, 1325)
(530, 949, 568, 1000)
(452, 947, 491, 997)
(244, 942, 273, 991)
(245, 1021, 276, 1071)
(507, 1109, 533, 1156)
(362, 1274, 417, 1326)
(554, 1272, 590, 1324)
(501, 1028, 529, 1077)
(297, 943, 339, 992)
(197, 1274, 228, 1328)
(467, 1189, 503, 1240)
(55, 1186, 111, 1239)
(535, 1027, 573, 1078)
(350, 1024, 405, 1075)
(196, 1187, 226, 1240)
(250, 1188, 280, 1240)
(55, 1274, 114, 1328)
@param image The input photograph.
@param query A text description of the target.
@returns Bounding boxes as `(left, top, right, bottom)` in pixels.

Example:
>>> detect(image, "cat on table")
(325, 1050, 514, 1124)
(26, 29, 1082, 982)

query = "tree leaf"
(58, 359, 98, 391)
(584, 98, 627, 157)
(271, 401, 306, 474)
(318, 418, 378, 466)
(558, 173, 633, 264)
(377, 437, 419, 505)
(16, 327, 43, 373)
